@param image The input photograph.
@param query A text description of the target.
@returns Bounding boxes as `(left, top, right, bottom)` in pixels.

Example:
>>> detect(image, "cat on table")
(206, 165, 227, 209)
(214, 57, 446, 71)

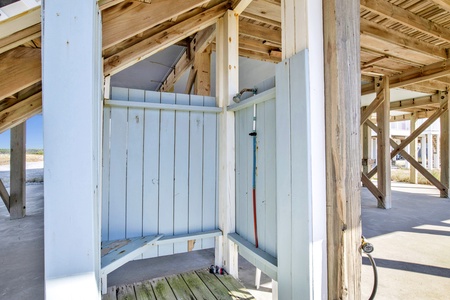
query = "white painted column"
(43, 1, 102, 299)
(435, 134, 440, 169)
(215, 11, 239, 277)
(405, 144, 410, 169)
(428, 133, 433, 169)
(278, 0, 327, 298)
(421, 135, 427, 168)
(410, 115, 417, 184)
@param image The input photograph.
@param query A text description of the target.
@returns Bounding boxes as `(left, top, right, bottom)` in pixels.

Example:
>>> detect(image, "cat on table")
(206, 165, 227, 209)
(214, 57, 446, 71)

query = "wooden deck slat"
(135, 281, 157, 300)
(216, 274, 255, 300)
(180, 271, 218, 300)
(104, 286, 117, 300)
(150, 277, 177, 300)
(117, 284, 137, 300)
(196, 269, 237, 300)
(165, 274, 196, 299)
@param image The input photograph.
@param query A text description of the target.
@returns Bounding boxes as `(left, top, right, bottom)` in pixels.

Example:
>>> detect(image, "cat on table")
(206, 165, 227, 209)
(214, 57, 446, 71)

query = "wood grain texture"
(9, 122, 26, 219)
(324, 0, 362, 298)
(0, 47, 41, 100)
(0, 90, 42, 134)
(440, 91, 449, 198)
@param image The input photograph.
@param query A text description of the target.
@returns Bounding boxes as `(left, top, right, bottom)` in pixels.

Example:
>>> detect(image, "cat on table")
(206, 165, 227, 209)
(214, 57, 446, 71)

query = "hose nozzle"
(361, 235, 374, 253)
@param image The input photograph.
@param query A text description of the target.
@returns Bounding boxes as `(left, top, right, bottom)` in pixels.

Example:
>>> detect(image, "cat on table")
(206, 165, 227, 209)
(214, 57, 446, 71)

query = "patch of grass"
(391, 168, 440, 185)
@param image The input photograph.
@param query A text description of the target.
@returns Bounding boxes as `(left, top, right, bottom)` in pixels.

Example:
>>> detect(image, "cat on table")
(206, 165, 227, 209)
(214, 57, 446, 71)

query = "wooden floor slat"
(117, 284, 137, 300)
(196, 269, 237, 300)
(181, 271, 217, 300)
(150, 277, 177, 300)
(165, 274, 196, 299)
(216, 274, 255, 300)
(103, 268, 254, 300)
(135, 281, 157, 300)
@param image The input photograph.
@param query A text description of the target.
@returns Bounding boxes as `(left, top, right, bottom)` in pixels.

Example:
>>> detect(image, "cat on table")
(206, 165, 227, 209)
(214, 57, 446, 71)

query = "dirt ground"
(0, 154, 43, 165)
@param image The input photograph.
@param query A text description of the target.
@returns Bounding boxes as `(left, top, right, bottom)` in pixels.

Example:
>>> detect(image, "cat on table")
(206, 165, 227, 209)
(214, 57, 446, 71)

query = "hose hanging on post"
(361, 236, 378, 300)
(250, 103, 258, 248)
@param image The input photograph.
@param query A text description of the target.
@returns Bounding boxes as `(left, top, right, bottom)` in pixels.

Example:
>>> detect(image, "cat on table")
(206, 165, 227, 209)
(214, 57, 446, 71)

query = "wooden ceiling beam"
(0, 23, 40, 55)
(362, 59, 450, 95)
(360, 0, 450, 44)
(390, 111, 437, 122)
(240, 11, 281, 27)
(104, 2, 228, 76)
(360, 19, 448, 60)
(428, 0, 450, 12)
(245, 0, 281, 23)
(0, 47, 41, 100)
(232, 0, 254, 14)
(0, 90, 42, 134)
(102, 0, 211, 49)
(160, 25, 216, 92)
(0, 6, 40, 40)
(239, 22, 281, 45)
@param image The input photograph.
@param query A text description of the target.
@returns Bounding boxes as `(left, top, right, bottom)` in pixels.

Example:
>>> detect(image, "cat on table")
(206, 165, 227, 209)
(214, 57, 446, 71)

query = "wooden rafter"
(0, 6, 40, 40)
(239, 22, 281, 45)
(0, 47, 41, 100)
(361, 0, 450, 44)
(232, 0, 254, 14)
(360, 19, 448, 60)
(160, 24, 216, 92)
(103, 2, 228, 76)
(0, 91, 42, 134)
(102, 0, 211, 49)
(430, 0, 450, 12)
(241, 11, 281, 27)
(0, 23, 40, 55)
(245, 0, 281, 23)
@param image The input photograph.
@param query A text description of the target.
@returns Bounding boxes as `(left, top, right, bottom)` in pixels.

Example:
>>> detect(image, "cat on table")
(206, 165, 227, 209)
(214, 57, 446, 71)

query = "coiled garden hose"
(361, 236, 378, 300)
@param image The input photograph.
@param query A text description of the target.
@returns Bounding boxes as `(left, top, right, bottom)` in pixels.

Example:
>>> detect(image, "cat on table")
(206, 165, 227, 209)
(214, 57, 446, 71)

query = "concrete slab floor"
(361, 182, 450, 299)
(1, 181, 450, 299)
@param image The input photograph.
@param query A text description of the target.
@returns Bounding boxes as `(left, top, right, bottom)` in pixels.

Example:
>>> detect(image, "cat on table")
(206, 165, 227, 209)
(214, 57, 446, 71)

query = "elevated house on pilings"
(0, 0, 449, 299)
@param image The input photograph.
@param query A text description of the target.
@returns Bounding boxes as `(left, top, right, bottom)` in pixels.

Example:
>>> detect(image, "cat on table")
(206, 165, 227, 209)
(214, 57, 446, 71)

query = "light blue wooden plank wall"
(102, 87, 218, 259)
(235, 88, 277, 258)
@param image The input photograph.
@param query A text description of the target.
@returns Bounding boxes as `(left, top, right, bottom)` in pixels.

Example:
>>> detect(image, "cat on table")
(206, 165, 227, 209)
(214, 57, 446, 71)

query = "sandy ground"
(0, 154, 43, 172)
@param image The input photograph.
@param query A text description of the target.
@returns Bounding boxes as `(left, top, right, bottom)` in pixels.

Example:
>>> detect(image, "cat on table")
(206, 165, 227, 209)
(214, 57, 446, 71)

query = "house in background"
(1, 0, 450, 299)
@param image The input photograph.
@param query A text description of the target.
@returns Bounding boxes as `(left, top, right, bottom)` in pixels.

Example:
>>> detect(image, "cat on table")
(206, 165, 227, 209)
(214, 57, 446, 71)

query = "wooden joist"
(232, 0, 254, 14)
(103, 2, 228, 76)
(245, 0, 281, 23)
(361, 0, 450, 44)
(0, 47, 41, 100)
(362, 59, 450, 95)
(0, 23, 40, 55)
(0, 91, 42, 134)
(0, 6, 40, 40)
(102, 0, 211, 49)
(239, 21, 281, 45)
(360, 19, 448, 60)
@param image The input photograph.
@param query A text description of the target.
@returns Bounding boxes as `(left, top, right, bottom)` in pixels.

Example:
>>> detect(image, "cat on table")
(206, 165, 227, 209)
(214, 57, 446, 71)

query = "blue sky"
(0, 114, 43, 149)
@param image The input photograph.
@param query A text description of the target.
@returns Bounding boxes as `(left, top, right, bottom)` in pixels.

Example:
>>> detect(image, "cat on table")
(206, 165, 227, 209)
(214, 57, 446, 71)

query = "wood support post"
(376, 76, 391, 209)
(10, 122, 26, 219)
(362, 123, 370, 175)
(43, 1, 102, 298)
(440, 91, 449, 198)
(194, 46, 211, 96)
(324, 0, 361, 299)
(410, 114, 418, 184)
(277, 0, 327, 298)
(215, 11, 239, 278)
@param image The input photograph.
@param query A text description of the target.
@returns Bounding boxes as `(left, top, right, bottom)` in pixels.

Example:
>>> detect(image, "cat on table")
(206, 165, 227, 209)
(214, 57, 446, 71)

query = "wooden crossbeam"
(0, 6, 41, 40)
(0, 91, 42, 134)
(361, 88, 384, 125)
(360, 19, 448, 60)
(392, 143, 448, 196)
(0, 47, 41, 100)
(388, 95, 437, 111)
(103, 2, 228, 76)
(102, 0, 211, 49)
(361, 173, 385, 208)
(239, 22, 281, 45)
(362, 59, 450, 95)
(366, 101, 448, 178)
(241, 11, 281, 27)
(0, 23, 41, 55)
(360, 0, 450, 44)
(0, 179, 10, 212)
(244, 0, 281, 23)
(232, 0, 254, 14)
(389, 111, 436, 122)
